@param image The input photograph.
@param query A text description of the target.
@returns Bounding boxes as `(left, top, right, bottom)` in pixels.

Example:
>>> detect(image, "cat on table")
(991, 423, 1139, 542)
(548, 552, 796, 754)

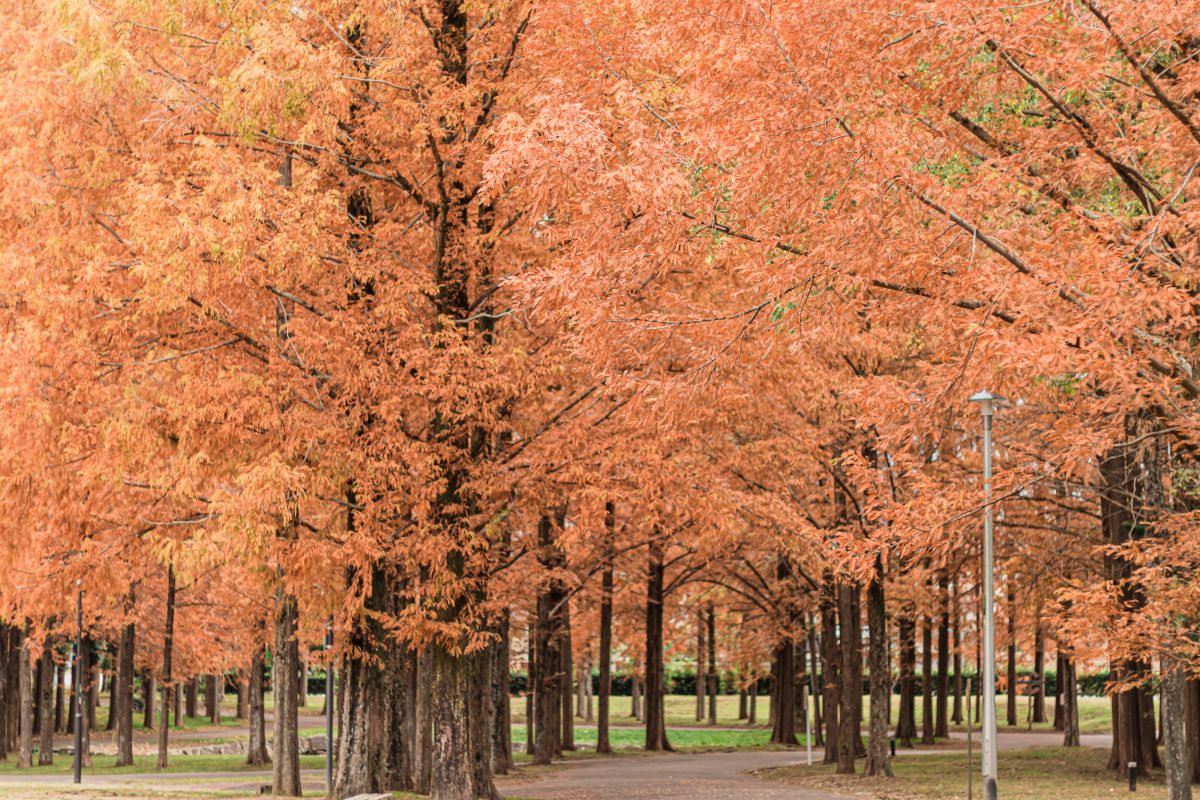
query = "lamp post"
(969, 390, 1000, 800)
(74, 581, 83, 785)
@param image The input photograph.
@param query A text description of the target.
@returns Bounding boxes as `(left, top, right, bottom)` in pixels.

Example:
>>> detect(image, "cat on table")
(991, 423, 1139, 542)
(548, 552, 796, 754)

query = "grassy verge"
(758, 746, 1166, 800)
(0, 753, 325, 776)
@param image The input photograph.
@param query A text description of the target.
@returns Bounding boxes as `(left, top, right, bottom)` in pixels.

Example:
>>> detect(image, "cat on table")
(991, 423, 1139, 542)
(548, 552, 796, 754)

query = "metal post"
(325, 620, 334, 793)
(74, 584, 83, 784)
(969, 391, 1000, 800)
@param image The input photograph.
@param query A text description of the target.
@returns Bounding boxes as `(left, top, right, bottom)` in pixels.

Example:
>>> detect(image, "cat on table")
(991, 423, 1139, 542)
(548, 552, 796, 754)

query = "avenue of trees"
(2, 1, 1200, 799)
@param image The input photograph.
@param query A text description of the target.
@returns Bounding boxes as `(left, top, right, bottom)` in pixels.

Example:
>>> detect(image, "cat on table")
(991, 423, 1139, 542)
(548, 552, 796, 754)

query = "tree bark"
(491, 615, 514, 774)
(1053, 652, 1065, 731)
(863, 568, 893, 777)
(935, 581, 950, 738)
(272, 588, 301, 796)
(533, 514, 563, 764)
(1032, 625, 1046, 723)
(952, 599, 963, 725)
(707, 605, 717, 724)
(630, 674, 641, 721)
(157, 563, 176, 769)
(560, 602, 574, 751)
(895, 612, 916, 746)
(185, 678, 198, 718)
(695, 610, 705, 722)
(597, 514, 614, 755)
(1163, 662, 1192, 800)
(643, 541, 672, 752)
(1006, 592, 1017, 727)
(414, 648, 433, 794)
(17, 629, 32, 769)
(115, 616, 135, 766)
(920, 617, 935, 745)
(809, 624, 823, 746)
(142, 673, 155, 732)
(768, 637, 796, 745)
(206, 673, 220, 725)
(236, 672, 248, 720)
(37, 640, 53, 765)
(247, 648, 270, 766)
(820, 588, 840, 763)
(836, 583, 857, 774)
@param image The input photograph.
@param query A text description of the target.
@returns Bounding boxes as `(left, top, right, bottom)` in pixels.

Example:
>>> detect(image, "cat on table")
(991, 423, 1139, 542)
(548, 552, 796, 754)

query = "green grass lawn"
(509, 722, 785, 751)
(0, 752, 325, 776)
(511, 692, 1115, 734)
(760, 745, 1165, 800)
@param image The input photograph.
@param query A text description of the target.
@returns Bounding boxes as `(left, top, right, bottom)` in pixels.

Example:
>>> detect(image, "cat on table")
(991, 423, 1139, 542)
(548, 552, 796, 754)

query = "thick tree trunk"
(157, 563, 176, 769)
(809, 624, 823, 746)
(247, 648, 270, 766)
(851, 588, 865, 758)
(738, 686, 747, 721)
(54, 662, 65, 733)
(1186, 678, 1200, 783)
(524, 625, 534, 758)
(185, 678, 198, 718)
(769, 637, 796, 745)
(533, 514, 563, 764)
(236, 672, 248, 720)
(206, 674, 220, 725)
(597, 520, 614, 755)
(6, 627, 18, 755)
(895, 612, 916, 746)
(173, 676, 182, 727)
(820, 589, 840, 764)
(142, 673, 155, 732)
(1163, 663, 1192, 800)
(272, 589, 301, 796)
(0, 627, 8, 760)
(863, 570, 893, 777)
(78, 636, 93, 767)
(836, 583, 857, 774)
(17, 630, 32, 769)
(414, 648, 433, 794)
(748, 679, 757, 724)
(935, 584, 950, 738)
(37, 640, 53, 765)
(643, 542, 672, 752)
(430, 643, 472, 800)
(115, 618, 135, 766)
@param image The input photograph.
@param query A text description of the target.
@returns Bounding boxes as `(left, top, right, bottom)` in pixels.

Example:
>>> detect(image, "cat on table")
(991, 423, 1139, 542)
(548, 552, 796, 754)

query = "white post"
(803, 683, 812, 765)
(969, 391, 999, 800)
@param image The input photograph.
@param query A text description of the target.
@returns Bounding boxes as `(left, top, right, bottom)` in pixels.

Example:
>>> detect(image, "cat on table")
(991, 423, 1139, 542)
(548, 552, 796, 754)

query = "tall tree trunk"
(1185, 678, 1200, 783)
(185, 678, 198, 718)
(491, 615, 514, 774)
(643, 541, 672, 752)
(748, 678, 757, 724)
(895, 612, 916, 747)
(809, 624, 823, 747)
(695, 610, 705, 722)
(935, 582, 950, 738)
(236, 672, 248, 720)
(142, 673, 155, 731)
(173, 675, 182, 727)
(17, 629, 32, 769)
(205, 673, 220, 725)
(414, 648, 433, 794)
(524, 625, 534, 758)
(54, 662, 65, 733)
(707, 605, 717, 724)
(1006, 592, 1017, 727)
(272, 588, 301, 797)
(560, 604, 574, 751)
(37, 640, 53, 765)
(1032, 626, 1046, 724)
(597, 513, 614, 755)
(836, 583, 857, 774)
(630, 674, 641, 721)
(0, 626, 9, 760)
(115, 616, 134, 766)
(1163, 662, 1192, 800)
(821, 588, 840, 764)
(157, 563, 176, 769)
(952, 599, 963, 726)
(738, 685, 747, 721)
(430, 642, 472, 800)
(863, 567, 893, 777)
(247, 648, 270, 766)
(78, 636, 93, 767)
(1053, 652, 1065, 731)
(769, 637, 796, 745)
(533, 514, 563, 764)
(920, 617, 935, 744)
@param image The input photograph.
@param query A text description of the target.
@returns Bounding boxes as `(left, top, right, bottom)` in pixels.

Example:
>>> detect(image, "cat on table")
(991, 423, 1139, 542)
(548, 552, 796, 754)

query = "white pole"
(970, 391, 999, 800)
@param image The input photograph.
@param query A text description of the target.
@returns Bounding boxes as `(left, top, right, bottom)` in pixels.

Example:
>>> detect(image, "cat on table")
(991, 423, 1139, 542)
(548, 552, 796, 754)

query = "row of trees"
(2, 0, 1200, 798)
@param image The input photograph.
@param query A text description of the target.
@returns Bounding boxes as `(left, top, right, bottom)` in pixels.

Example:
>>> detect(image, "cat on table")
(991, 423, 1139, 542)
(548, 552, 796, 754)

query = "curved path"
(502, 750, 849, 800)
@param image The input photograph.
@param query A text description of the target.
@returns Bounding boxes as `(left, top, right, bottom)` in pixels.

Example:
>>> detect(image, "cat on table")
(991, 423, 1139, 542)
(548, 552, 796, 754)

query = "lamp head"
(969, 390, 1004, 416)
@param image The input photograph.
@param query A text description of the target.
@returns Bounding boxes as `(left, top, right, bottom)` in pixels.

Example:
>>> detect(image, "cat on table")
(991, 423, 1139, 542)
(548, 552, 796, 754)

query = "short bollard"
(890, 737, 896, 758)
(1128, 762, 1137, 792)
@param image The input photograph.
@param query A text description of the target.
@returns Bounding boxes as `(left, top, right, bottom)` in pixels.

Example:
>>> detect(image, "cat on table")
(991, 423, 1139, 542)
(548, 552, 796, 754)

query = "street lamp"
(969, 390, 1001, 800)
